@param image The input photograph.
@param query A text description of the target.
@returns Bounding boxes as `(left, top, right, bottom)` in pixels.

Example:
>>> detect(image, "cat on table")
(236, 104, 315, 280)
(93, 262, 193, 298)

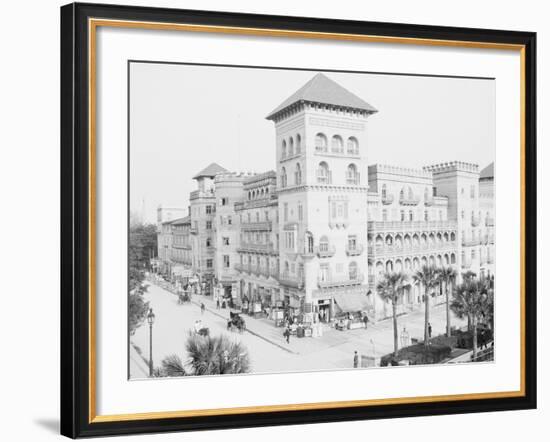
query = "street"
(130, 281, 467, 378)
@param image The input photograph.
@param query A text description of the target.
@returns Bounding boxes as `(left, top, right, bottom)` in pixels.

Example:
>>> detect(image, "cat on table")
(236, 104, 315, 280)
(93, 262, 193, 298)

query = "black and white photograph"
(128, 63, 496, 379)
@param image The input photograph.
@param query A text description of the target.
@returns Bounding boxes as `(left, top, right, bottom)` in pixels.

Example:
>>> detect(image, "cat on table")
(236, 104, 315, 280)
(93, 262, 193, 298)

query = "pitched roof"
(170, 216, 190, 225)
(266, 73, 377, 120)
(480, 162, 494, 180)
(193, 162, 228, 179)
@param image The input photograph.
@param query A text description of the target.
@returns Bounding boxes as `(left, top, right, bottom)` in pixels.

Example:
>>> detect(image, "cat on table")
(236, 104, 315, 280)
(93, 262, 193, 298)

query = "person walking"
(200, 302, 205, 315)
(353, 351, 359, 368)
(428, 322, 432, 339)
(216, 297, 221, 310)
(284, 327, 290, 344)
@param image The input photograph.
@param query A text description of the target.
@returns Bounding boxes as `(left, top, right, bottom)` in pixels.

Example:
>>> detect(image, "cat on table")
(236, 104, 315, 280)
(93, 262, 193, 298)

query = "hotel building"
(156, 73, 494, 322)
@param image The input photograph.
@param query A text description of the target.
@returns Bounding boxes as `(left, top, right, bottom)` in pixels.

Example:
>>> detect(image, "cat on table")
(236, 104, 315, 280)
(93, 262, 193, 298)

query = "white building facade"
(156, 73, 495, 322)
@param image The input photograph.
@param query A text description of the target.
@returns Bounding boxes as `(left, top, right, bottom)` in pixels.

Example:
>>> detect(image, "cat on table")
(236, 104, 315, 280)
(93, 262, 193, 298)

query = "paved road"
(130, 281, 466, 378)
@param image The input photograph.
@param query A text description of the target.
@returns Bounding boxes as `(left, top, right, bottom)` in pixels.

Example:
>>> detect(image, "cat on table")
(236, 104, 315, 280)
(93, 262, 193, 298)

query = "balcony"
(241, 221, 272, 231)
(317, 273, 364, 289)
(237, 242, 276, 253)
(381, 194, 394, 205)
(345, 243, 364, 256)
(425, 198, 434, 206)
(190, 227, 198, 235)
(316, 171, 333, 185)
(462, 239, 480, 247)
(486, 217, 495, 227)
(316, 245, 336, 258)
(399, 196, 420, 206)
(345, 172, 360, 186)
(367, 220, 457, 232)
(471, 217, 480, 227)
(279, 273, 305, 289)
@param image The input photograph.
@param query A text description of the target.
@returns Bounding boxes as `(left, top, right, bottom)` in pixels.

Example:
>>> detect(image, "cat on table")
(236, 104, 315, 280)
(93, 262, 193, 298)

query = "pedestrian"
(353, 351, 359, 368)
(428, 322, 432, 338)
(284, 327, 290, 344)
(200, 302, 205, 315)
(216, 297, 220, 309)
(362, 314, 369, 329)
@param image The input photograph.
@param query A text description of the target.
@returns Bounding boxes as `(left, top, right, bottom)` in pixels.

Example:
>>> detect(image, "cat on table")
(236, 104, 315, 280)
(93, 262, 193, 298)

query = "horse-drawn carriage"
(193, 320, 209, 337)
(177, 291, 191, 304)
(227, 311, 246, 333)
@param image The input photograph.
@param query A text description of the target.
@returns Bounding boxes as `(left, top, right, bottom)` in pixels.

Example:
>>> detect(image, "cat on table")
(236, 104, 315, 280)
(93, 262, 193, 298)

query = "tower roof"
(266, 73, 377, 120)
(193, 162, 228, 179)
(480, 162, 494, 180)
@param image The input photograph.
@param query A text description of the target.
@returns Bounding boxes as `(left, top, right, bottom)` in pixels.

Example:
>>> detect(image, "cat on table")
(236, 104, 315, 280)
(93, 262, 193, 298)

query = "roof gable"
(266, 73, 377, 119)
(480, 162, 494, 180)
(193, 162, 228, 179)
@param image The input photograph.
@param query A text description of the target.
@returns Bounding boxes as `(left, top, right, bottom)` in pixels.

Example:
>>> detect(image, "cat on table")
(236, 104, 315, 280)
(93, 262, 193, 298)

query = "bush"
(381, 343, 452, 366)
(453, 327, 493, 350)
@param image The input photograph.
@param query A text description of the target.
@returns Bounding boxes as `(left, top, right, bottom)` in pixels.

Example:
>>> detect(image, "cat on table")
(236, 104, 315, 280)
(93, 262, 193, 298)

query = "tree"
(186, 333, 250, 375)
(451, 277, 491, 359)
(129, 289, 150, 335)
(128, 221, 157, 335)
(413, 265, 440, 347)
(159, 354, 187, 377)
(439, 266, 458, 337)
(377, 271, 408, 356)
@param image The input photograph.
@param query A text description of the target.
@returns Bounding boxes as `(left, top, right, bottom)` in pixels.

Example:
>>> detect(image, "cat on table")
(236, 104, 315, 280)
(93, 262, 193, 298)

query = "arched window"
(399, 188, 405, 200)
(381, 184, 387, 199)
(409, 210, 414, 221)
(305, 232, 314, 254)
(347, 137, 359, 155)
(315, 133, 327, 152)
(331, 135, 343, 153)
(349, 261, 358, 280)
(296, 134, 301, 154)
(288, 137, 294, 157)
(280, 167, 287, 188)
(346, 163, 359, 185)
(319, 235, 329, 252)
(294, 163, 302, 185)
(317, 162, 331, 184)
(281, 140, 287, 158)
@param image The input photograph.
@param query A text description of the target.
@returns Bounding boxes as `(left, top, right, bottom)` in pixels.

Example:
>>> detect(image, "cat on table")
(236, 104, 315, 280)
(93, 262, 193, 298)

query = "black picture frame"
(60, 2, 537, 438)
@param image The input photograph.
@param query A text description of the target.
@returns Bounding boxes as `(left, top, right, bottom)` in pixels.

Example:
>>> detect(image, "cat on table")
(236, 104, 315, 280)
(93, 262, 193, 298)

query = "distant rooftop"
(170, 216, 190, 225)
(266, 73, 377, 120)
(480, 162, 494, 180)
(193, 162, 228, 179)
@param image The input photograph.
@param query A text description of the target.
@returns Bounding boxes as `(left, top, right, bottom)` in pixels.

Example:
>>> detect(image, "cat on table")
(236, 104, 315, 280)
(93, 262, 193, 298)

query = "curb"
(191, 296, 298, 355)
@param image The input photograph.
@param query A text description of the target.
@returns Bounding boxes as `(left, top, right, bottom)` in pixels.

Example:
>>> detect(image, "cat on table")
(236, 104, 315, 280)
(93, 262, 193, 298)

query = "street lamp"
(147, 308, 155, 377)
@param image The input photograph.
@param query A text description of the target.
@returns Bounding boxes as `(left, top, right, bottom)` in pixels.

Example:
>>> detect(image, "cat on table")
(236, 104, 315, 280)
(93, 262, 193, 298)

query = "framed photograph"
(60, 2, 537, 438)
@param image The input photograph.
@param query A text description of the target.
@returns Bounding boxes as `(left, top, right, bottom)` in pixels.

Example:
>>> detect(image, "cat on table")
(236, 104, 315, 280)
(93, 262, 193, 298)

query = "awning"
(333, 292, 371, 313)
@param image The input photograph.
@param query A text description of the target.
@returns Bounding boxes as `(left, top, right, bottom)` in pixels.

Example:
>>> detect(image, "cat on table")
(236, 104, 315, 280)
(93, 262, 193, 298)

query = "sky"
(129, 62, 495, 223)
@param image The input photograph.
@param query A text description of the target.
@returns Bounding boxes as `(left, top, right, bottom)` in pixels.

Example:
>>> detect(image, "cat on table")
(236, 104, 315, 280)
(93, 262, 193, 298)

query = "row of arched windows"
(381, 184, 433, 202)
(279, 163, 360, 188)
(247, 187, 270, 201)
(315, 133, 359, 155)
(281, 134, 302, 159)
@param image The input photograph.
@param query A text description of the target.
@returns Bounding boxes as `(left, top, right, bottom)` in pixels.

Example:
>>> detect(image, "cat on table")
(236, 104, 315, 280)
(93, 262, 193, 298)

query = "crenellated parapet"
(423, 161, 479, 175)
(368, 164, 433, 180)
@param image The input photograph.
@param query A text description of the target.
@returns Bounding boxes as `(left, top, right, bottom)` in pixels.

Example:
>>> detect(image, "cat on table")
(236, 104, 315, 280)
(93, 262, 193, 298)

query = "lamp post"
(147, 308, 155, 377)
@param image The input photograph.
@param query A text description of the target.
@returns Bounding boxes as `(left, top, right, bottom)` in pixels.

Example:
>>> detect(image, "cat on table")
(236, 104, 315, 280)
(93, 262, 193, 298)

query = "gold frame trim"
(88, 18, 527, 424)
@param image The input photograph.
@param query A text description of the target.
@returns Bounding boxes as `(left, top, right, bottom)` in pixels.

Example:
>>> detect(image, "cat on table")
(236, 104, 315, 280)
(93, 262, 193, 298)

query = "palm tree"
(450, 277, 491, 359)
(439, 266, 457, 337)
(159, 354, 186, 377)
(376, 271, 408, 356)
(413, 265, 440, 347)
(186, 333, 250, 375)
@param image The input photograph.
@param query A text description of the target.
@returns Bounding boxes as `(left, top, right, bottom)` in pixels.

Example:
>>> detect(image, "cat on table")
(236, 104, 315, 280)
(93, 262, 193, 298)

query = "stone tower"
(266, 73, 378, 320)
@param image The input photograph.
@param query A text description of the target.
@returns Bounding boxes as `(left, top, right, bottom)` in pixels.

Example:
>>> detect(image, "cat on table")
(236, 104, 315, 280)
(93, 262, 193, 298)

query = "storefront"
(332, 291, 373, 330)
